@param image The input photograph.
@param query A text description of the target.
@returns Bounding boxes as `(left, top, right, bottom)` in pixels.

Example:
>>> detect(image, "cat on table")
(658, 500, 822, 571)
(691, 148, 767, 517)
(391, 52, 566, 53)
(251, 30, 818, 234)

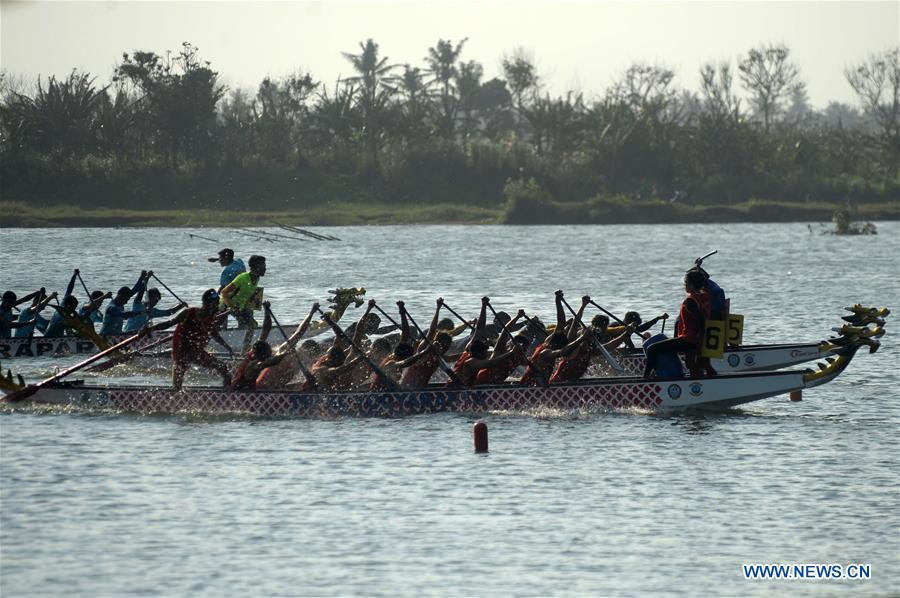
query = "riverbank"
(1, 199, 897, 227)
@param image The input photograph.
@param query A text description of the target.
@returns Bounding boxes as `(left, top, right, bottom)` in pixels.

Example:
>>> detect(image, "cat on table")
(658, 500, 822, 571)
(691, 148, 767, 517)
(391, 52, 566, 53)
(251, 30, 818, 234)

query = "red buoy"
(473, 420, 488, 453)
(790, 390, 803, 402)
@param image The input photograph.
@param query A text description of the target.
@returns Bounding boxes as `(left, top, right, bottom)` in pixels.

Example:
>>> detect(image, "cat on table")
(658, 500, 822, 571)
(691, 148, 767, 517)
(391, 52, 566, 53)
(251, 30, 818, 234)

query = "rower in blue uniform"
(14, 288, 56, 337)
(99, 271, 148, 336)
(44, 269, 82, 337)
(1, 290, 40, 338)
(123, 281, 187, 333)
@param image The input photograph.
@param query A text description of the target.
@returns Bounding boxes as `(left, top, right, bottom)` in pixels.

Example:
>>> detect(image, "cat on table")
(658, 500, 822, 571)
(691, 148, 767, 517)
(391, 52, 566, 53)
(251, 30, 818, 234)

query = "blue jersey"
(78, 305, 103, 325)
(44, 310, 67, 337)
(14, 305, 49, 338)
(706, 278, 727, 319)
(0, 305, 14, 338)
(123, 302, 171, 333)
(99, 302, 129, 336)
(220, 258, 246, 289)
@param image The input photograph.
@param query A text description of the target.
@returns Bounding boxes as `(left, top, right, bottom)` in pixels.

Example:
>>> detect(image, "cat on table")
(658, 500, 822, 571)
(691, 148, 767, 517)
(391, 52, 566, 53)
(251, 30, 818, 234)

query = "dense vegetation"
(1, 41, 898, 224)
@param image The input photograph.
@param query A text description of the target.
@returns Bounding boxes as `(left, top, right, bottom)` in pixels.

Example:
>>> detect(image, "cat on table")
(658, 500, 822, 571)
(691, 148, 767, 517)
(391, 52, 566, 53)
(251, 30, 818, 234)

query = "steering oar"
(4, 332, 147, 403)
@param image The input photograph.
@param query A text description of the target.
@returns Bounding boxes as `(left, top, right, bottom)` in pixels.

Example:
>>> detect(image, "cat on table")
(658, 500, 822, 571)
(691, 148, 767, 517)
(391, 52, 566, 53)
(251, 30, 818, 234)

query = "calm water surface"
(1, 223, 898, 596)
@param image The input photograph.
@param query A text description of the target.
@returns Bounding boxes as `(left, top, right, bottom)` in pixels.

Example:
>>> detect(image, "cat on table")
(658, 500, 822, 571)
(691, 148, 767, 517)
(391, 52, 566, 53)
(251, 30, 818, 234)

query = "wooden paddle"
(4, 332, 147, 403)
(150, 273, 185, 306)
(315, 308, 399, 391)
(86, 332, 175, 373)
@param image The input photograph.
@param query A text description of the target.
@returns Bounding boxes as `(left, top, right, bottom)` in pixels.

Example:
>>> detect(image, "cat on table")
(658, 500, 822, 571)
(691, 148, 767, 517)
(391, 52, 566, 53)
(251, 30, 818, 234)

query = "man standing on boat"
(210, 248, 246, 292)
(220, 255, 266, 351)
(144, 289, 233, 389)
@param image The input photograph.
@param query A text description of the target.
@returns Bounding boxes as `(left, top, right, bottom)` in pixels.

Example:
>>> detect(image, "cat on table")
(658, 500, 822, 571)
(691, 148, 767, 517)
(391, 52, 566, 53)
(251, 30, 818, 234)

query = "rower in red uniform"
(519, 291, 589, 386)
(474, 309, 528, 385)
(145, 289, 233, 389)
(255, 303, 320, 390)
(642, 269, 711, 378)
(397, 298, 449, 388)
(550, 319, 634, 383)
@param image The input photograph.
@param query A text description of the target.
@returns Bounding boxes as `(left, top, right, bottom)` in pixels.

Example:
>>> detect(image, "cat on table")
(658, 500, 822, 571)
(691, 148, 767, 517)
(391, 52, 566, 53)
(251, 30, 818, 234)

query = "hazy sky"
(2, 1, 897, 108)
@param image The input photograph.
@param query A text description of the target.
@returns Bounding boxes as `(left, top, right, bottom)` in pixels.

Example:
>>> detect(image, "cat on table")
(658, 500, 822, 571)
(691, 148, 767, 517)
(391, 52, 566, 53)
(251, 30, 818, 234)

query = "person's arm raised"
(351, 300, 376, 345)
(284, 302, 320, 349)
(565, 296, 590, 340)
(554, 290, 566, 331)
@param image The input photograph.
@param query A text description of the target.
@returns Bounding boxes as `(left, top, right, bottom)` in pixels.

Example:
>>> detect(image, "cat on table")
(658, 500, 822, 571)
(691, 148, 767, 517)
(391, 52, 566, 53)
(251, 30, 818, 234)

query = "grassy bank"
(1, 199, 897, 227)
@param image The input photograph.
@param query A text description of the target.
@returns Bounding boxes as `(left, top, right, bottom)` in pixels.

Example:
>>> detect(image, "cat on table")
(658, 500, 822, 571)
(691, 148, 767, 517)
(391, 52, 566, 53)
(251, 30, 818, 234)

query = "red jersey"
(550, 343, 592, 383)
(519, 345, 551, 386)
(675, 291, 711, 343)
(400, 352, 440, 388)
(172, 308, 217, 357)
(474, 352, 518, 386)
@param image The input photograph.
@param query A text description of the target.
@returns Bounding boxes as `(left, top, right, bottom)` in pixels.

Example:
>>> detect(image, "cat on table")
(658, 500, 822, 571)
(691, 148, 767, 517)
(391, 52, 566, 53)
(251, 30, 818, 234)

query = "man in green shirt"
(221, 255, 266, 351)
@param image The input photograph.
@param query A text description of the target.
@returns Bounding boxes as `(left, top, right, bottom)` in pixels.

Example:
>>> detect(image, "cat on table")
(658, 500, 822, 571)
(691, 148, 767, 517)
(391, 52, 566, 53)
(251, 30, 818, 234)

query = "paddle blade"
(4, 384, 40, 404)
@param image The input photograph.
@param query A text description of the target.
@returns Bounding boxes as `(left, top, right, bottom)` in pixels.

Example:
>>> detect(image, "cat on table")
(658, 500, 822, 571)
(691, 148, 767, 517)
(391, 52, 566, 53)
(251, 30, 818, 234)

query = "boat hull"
(5, 369, 809, 417)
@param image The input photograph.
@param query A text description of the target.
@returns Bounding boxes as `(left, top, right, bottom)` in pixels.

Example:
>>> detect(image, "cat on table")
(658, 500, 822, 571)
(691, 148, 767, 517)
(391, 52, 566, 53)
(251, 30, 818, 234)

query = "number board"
(727, 313, 744, 346)
(701, 320, 727, 359)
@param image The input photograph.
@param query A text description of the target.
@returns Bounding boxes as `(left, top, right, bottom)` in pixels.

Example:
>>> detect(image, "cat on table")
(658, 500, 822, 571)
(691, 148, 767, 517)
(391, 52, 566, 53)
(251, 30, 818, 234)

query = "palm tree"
(425, 38, 467, 138)
(342, 39, 395, 169)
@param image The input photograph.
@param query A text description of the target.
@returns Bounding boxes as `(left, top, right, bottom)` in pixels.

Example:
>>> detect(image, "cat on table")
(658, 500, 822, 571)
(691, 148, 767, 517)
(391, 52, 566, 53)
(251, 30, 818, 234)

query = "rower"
(255, 303, 320, 390)
(308, 346, 362, 393)
(369, 303, 414, 391)
(99, 271, 148, 336)
(1, 291, 39, 338)
(220, 255, 266, 351)
(550, 318, 634, 383)
(474, 310, 529, 385)
(230, 303, 283, 391)
(615, 311, 668, 349)
(643, 269, 710, 379)
(79, 290, 109, 327)
(144, 289, 234, 389)
(519, 291, 591, 386)
(44, 270, 82, 337)
(13, 288, 56, 338)
(123, 286, 187, 334)
(399, 298, 450, 388)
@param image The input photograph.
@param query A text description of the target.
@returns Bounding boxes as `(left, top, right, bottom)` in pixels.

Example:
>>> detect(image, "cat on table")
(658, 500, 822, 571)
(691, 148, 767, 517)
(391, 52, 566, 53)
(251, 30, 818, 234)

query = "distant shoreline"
(1, 200, 897, 227)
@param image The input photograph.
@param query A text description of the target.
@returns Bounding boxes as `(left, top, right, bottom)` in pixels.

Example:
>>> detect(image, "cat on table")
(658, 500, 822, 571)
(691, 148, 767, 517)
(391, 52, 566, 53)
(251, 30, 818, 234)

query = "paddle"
(587, 299, 625, 326)
(76, 271, 92, 299)
(315, 308, 399, 391)
(86, 332, 175, 373)
(400, 303, 468, 388)
(150, 273, 185, 306)
(265, 304, 317, 390)
(4, 332, 147, 403)
(694, 249, 718, 267)
(441, 302, 476, 332)
(561, 296, 625, 374)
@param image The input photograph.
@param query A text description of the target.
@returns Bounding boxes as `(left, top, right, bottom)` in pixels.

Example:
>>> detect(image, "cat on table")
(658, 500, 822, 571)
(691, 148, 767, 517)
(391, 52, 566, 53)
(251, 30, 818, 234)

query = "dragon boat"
(1, 321, 882, 417)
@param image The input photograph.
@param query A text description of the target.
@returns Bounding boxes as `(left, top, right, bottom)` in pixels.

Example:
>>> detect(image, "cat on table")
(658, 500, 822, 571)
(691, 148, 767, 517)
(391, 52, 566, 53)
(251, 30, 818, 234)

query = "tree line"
(1, 40, 898, 213)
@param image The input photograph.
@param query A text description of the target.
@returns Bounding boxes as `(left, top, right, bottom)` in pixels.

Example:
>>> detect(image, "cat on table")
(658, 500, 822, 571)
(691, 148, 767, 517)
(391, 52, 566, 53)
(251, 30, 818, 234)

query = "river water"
(1, 223, 898, 596)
